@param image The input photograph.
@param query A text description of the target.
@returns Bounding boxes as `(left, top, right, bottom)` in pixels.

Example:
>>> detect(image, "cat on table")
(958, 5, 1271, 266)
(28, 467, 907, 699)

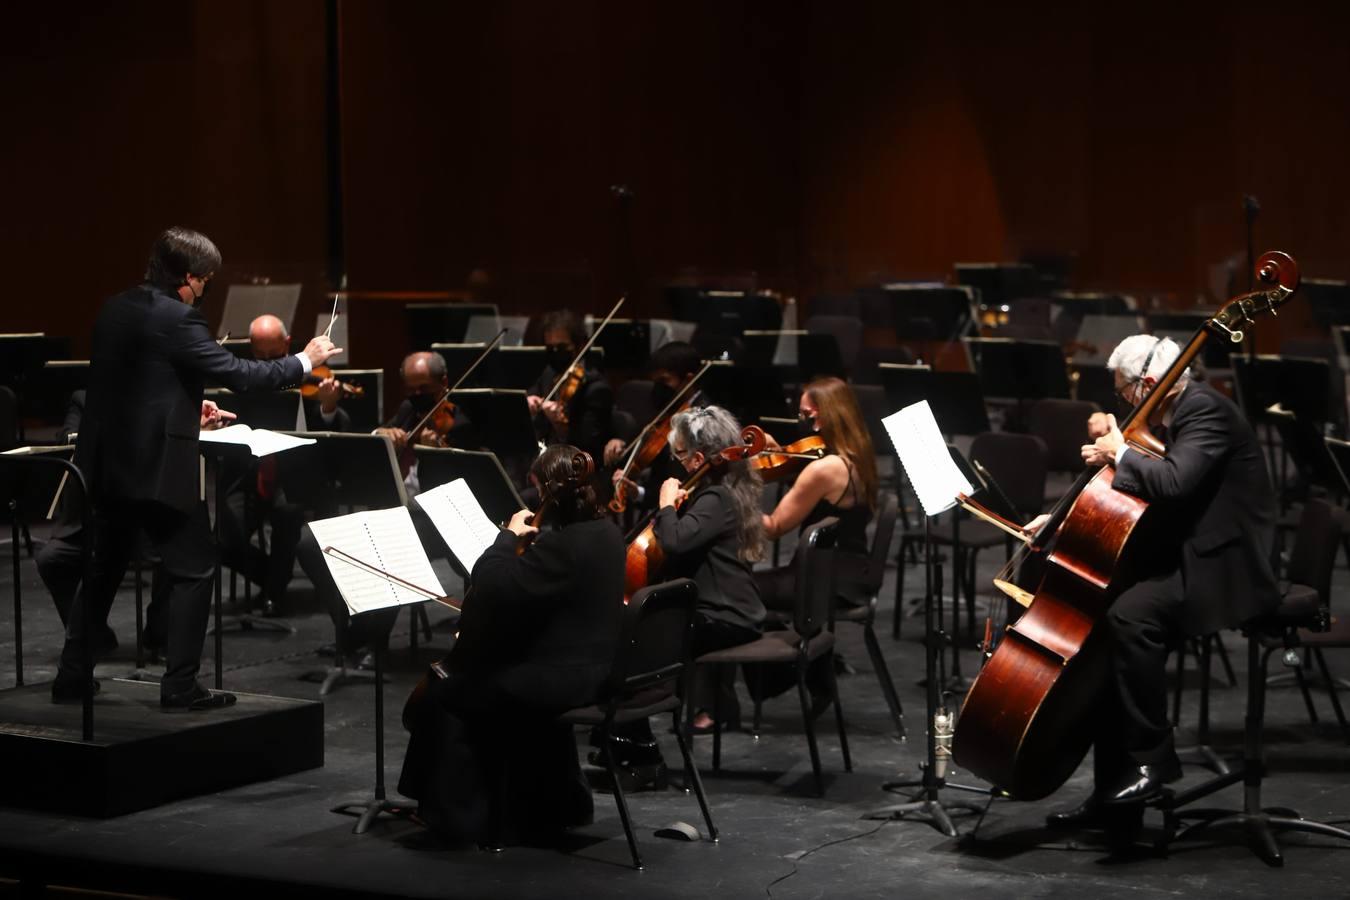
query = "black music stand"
(196, 440, 255, 689)
(220, 338, 256, 361)
(1297, 278, 1350, 328)
(0, 333, 68, 442)
(37, 360, 91, 426)
(742, 331, 846, 383)
(1149, 312, 1236, 372)
(867, 511, 988, 836)
(431, 343, 499, 389)
(447, 389, 539, 460)
(414, 447, 524, 524)
(883, 285, 979, 343)
(878, 365, 990, 438)
(954, 263, 1038, 311)
(406, 303, 499, 348)
(0, 449, 96, 740)
(591, 318, 652, 370)
(326, 368, 383, 432)
(494, 347, 548, 390)
(700, 360, 794, 427)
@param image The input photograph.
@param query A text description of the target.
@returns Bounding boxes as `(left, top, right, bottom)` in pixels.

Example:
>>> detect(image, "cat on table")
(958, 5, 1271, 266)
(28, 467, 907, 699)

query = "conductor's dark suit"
(398, 517, 624, 843)
(1100, 380, 1278, 773)
(60, 283, 306, 698)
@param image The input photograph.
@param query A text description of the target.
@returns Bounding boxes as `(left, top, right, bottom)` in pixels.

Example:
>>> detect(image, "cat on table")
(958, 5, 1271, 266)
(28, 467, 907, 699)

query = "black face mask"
(650, 381, 677, 410)
(409, 393, 437, 415)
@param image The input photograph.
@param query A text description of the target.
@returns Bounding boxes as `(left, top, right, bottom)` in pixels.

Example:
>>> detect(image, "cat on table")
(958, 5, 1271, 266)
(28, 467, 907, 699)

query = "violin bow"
(541, 296, 625, 404)
(395, 327, 508, 435)
(618, 359, 714, 470)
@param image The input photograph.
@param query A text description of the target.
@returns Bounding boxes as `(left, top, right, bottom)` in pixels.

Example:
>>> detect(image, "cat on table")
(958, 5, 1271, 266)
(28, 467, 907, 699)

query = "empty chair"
(1025, 398, 1100, 476)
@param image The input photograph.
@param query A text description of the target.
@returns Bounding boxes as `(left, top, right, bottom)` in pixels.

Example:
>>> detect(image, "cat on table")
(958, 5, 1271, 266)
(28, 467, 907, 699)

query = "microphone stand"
(864, 513, 989, 836)
(1242, 195, 1260, 360)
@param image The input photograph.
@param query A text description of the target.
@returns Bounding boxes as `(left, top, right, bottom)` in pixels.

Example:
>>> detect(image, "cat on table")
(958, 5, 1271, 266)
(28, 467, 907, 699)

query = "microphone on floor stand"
(933, 707, 954, 781)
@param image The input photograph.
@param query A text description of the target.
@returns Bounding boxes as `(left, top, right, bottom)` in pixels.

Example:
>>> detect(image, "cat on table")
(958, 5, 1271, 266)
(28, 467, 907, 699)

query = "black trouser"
(1093, 568, 1184, 788)
(58, 500, 216, 697)
(36, 526, 169, 649)
(219, 486, 304, 610)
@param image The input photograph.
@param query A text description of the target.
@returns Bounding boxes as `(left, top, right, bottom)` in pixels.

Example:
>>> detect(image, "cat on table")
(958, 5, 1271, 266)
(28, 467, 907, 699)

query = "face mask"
(409, 393, 437, 415)
(546, 349, 574, 371)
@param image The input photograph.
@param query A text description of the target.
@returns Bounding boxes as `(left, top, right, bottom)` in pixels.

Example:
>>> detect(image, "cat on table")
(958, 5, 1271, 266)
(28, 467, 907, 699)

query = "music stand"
(217, 284, 302, 338)
(431, 343, 498, 389)
(414, 447, 524, 524)
(406, 303, 499, 348)
(0, 334, 68, 442)
(953, 263, 1038, 311)
(1149, 312, 1235, 373)
(882, 285, 978, 343)
(589, 318, 651, 370)
(447, 389, 540, 460)
(965, 338, 1070, 407)
(1301, 278, 1350, 328)
(699, 360, 793, 428)
(743, 331, 846, 383)
(493, 347, 548, 389)
(37, 360, 91, 425)
(220, 338, 256, 361)
(878, 365, 990, 437)
(326, 368, 384, 432)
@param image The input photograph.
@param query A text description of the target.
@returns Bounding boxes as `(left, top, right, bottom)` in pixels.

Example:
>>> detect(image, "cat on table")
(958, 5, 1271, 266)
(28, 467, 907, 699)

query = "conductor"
(52, 226, 342, 711)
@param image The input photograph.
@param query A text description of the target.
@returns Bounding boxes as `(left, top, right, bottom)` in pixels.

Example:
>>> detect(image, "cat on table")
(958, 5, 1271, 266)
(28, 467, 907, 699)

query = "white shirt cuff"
(1114, 444, 1128, 465)
(320, 406, 340, 424)
(296, 353, 312, 375)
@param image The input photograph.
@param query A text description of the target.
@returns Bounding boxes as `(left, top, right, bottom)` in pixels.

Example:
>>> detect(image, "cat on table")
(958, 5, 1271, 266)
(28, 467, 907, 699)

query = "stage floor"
(2, 492, 1349, 899)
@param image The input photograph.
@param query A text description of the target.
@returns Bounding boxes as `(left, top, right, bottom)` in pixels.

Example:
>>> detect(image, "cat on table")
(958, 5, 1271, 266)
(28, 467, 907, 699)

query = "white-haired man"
(1032, 333, 1279, 838)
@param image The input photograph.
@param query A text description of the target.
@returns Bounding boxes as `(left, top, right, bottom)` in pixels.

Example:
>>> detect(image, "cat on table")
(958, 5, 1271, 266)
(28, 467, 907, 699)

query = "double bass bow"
(951, 250, 1300, 801)
(622, 425, 766, 602)
(608, 360, 714, 514)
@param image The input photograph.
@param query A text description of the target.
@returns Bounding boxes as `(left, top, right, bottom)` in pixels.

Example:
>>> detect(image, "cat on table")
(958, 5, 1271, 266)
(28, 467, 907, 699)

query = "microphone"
(1243, 194, 1261, 216)
(610, 184, 634, 200)
(933, 707, 954, 780)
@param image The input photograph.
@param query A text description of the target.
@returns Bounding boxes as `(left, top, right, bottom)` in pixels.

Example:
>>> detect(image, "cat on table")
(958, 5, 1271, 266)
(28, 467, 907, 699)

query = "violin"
(402, 450, 594, 730)
(301, 364, 365, 399)
(609, 361, 714, 514)
(539, 297, 625, 426)
(622, 425, 766, 602)
(951, 251, 1300, 801)
(750, 435, 828, 483)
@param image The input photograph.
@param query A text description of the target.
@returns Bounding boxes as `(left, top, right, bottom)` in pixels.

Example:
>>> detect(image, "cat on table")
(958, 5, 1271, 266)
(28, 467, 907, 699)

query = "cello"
(952, 250, 1300, 800)
(622, 425, 766, 601)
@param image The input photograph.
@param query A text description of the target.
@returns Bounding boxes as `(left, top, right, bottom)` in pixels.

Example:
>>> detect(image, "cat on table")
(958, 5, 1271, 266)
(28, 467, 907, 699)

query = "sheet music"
(414, 478, 503, 572)
(882, 401, 974, 517)
(309, 506, 445, 615)
(198, 423, 315, 456)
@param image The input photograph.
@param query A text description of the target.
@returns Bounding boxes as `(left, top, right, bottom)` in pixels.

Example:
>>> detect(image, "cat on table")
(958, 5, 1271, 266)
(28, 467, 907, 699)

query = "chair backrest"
(1286, 498, 1341, 604)
(615, 378, 655, 423)
(860, 493, 898, 595)
(1025, 398, 1100, 474)
(793, 517, 840, 637)
(0, 448, 87, 530)
(969, 431, 1048, 519)
(604, 578, 698, 699)
(849, 384, 892, 462)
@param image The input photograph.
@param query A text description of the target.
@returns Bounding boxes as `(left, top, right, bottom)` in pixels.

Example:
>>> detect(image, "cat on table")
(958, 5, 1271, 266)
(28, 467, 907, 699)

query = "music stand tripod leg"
(330, 646, 414, 834)
(865, 516, 988, 835)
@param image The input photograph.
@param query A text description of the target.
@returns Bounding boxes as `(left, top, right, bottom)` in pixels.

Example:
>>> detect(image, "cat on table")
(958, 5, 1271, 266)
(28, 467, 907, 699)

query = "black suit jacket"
(75, 284, 305, 513)
(1113, 381, 1279, 635)
(451, 518, 624, 711)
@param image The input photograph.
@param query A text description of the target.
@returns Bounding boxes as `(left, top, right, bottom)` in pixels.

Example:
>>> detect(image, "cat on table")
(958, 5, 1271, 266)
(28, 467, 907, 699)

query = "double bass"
(622, 425, 766, 601)
(952, 251, 1300, 800)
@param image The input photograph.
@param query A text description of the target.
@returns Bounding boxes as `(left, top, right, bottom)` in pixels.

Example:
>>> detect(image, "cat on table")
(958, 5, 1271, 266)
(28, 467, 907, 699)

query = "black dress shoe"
(51, 678, 100, 703)
(161, 684, 238, 712)
(1102, 761, 1181, 805)
(1045, 795, 1107, 830)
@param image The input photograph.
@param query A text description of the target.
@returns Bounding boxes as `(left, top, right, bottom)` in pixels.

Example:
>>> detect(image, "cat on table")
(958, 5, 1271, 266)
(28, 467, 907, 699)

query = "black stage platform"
(1, 487, 1348, 899)
(0, 679, 323, 817)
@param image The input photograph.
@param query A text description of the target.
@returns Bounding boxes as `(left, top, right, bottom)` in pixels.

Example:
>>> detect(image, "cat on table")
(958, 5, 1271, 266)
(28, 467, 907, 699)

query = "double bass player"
(1025, 334, 1280, 837)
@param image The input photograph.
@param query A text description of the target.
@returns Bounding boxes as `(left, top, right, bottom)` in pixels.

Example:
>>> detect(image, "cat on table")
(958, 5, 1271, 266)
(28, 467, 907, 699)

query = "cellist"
(1026, 334, 1279, 840)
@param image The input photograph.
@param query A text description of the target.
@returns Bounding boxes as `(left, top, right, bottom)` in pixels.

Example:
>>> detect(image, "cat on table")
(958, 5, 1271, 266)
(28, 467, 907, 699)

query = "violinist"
(398, 444, 625, 846)
(759, 377, 879, 610)
(249, 314, 352, 431)
(526, 310, 615, 465)
(604, 341, 708, 512)
(1031, 335, 1279, 837)
(606, 406, 766, 779)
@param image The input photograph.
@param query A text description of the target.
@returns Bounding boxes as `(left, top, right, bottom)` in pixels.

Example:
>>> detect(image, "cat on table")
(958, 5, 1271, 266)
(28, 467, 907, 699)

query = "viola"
(750, 435, 828, 483)
(622, 425, 766, 602)
(300, 364, 364, 399)
(609, 361, 714, 514)
(403, 450, 595, 730)
(951, 250, 1300, 801)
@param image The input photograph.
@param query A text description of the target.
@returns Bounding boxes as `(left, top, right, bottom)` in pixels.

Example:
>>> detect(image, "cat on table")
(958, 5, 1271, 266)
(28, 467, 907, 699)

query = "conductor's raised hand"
(505, 508, 539, 539)
(303, 335, 343, 367)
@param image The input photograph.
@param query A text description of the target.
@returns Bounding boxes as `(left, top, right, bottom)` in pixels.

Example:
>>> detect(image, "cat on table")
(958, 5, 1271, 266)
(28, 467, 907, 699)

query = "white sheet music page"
(882, 400, 974, 517)
(198, 424, 315, 456)
(308, 506, 445, 616)
(414, 478, 502, 573)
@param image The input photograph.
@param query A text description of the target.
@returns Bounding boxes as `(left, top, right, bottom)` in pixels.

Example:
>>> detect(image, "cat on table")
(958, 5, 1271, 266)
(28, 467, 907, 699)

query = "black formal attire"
(58, 283, 307, 700)
(399, 517, 625, 844)
(529, 365, 615, 467)
(1094, 381, 1278, 782)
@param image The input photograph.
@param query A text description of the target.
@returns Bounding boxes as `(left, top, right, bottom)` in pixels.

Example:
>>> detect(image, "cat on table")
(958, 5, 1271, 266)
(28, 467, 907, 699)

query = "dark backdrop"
(4, 1, 1348, 362)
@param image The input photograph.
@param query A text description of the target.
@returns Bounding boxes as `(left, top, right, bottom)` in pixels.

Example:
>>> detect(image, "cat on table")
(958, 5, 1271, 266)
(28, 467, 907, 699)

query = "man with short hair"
(55, 226, 342, 711)
(1034, 334, 1279, 836)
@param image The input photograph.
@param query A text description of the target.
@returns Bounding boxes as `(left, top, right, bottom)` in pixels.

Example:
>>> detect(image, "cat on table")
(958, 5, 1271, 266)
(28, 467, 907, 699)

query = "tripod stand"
(866, 516, 989, 835)
(331, 641, 416, 833)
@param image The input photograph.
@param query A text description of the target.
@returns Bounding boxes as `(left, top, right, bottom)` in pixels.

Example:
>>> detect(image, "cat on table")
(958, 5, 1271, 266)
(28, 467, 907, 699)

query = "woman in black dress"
(398, 444, 625, 846)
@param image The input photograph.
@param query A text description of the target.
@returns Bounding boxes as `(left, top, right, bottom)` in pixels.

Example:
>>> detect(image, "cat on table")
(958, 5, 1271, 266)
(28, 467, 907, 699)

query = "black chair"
(1154, 498, 1350, 865)
(557, 578, 714, 870)
(694, 518, 851, 796)
(830, 492, 905, 739)
(1024, 397, 1099, 477)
